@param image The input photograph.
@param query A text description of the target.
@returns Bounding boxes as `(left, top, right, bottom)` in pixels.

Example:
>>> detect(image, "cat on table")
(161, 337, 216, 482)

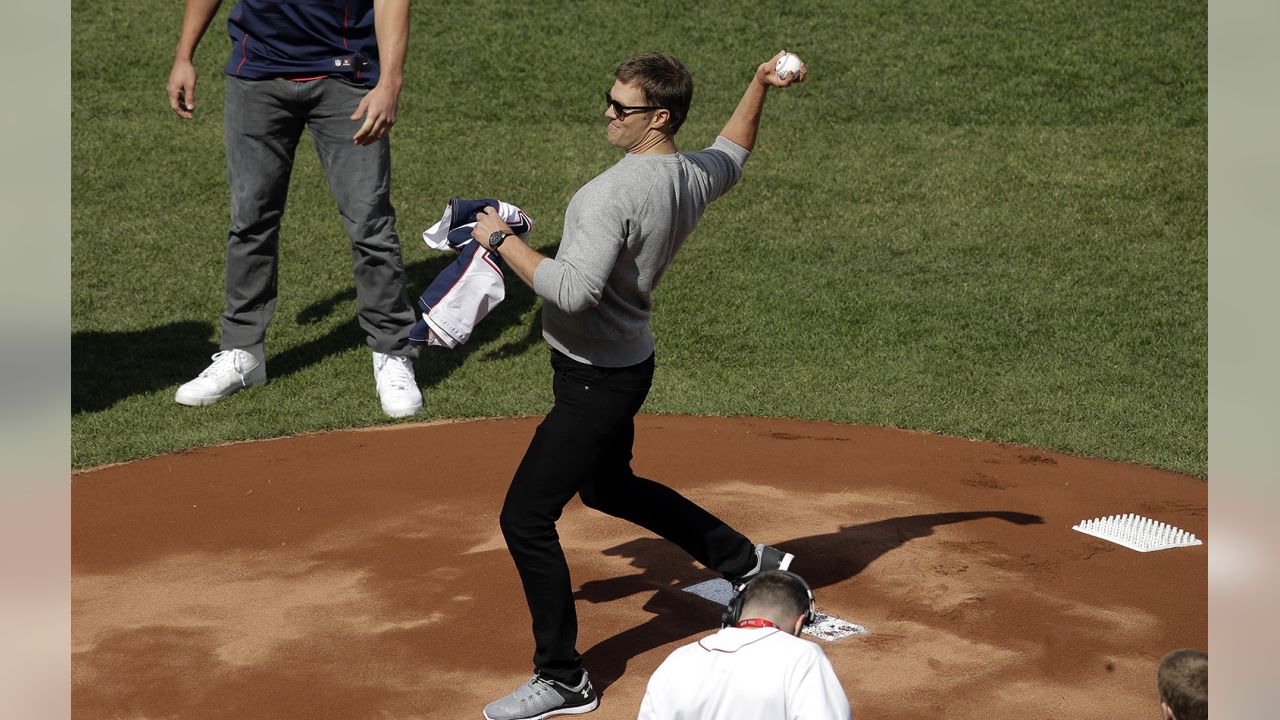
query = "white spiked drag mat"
(682, 579, 869, 641)
(1072, 514, 1203, 552)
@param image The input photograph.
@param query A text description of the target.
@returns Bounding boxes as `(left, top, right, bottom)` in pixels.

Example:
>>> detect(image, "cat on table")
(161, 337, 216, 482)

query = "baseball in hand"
(775, 52, 804, 80)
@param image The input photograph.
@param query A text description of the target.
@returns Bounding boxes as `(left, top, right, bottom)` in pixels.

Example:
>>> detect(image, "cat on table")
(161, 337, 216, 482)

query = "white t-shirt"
(637, 626, 852, 720)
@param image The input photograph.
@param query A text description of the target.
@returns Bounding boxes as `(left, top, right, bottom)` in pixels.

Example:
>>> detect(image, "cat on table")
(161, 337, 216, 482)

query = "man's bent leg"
(220, 77, 305, 350)
(500, 352, 649, 683)
(580, 471, 756, 577)
(577, 402, 756, 578)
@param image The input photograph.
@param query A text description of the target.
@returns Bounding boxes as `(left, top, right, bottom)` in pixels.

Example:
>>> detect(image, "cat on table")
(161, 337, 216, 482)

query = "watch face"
(489, 231, 505, 248)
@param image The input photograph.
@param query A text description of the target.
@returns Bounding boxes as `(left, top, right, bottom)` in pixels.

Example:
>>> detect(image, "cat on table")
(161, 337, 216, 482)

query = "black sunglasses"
(604, 91, 664, 118)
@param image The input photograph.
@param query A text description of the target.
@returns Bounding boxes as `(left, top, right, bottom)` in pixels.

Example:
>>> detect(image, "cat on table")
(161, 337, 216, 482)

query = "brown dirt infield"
(72, 415, 1206, 719)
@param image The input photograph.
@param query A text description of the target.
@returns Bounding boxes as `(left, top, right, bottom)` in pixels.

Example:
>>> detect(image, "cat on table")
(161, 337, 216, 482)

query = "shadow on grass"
(72, 250, 556, 414)
(575, 510, 1043, 693)
(72, 320, 217, 414)
(280, 249, 556, 385)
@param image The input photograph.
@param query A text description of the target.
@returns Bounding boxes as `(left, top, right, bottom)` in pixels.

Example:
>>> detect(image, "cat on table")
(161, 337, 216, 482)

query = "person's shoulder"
(673, 633, 716, 656)
(766, 630, 829, 659)
(797, 637, 841, 673)
(574, 157, 664, 211)
(679, 138, 749, 198)
(648, 637, 707, 678)
(683, 136, 750, 164)
(571, 164, 625, 205)
(582, 156, 657, 192)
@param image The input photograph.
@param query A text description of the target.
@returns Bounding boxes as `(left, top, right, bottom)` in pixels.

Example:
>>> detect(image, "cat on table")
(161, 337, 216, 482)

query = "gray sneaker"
(727, 543, 795, 591)
(482, 672, 598, 720)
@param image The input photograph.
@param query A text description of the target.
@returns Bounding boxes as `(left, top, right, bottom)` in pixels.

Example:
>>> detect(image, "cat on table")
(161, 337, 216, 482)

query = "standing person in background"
(639, 571, 852, 720)
(1157, 649, 1207, 720)
(471, 50, 808, 720)
(166, 0, 424, 418)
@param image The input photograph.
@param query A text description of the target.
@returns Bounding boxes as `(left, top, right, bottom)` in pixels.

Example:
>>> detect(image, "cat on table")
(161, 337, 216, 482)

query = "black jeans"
(499, 349, 755, 683)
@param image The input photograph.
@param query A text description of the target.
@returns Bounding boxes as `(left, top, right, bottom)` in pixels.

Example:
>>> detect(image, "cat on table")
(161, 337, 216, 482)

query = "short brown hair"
(1157, 649, 1207, 720)
(740, 570, 810, 619)
(615, 53, 693, 134)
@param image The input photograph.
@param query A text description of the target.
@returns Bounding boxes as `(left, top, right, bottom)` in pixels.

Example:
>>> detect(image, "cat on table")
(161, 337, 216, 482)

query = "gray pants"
(220, 75, 416, 357)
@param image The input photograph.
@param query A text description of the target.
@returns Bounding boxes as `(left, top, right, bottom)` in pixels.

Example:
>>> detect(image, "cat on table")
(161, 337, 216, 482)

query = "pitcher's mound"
(73, 415, 1206, 719)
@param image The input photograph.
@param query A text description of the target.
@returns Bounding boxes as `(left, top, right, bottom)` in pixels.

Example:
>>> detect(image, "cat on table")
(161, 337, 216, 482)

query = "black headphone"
(721, 570, 817, 630)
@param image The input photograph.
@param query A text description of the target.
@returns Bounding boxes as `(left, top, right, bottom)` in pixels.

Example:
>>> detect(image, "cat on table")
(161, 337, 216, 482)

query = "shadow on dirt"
(577, 510, 1044, 693)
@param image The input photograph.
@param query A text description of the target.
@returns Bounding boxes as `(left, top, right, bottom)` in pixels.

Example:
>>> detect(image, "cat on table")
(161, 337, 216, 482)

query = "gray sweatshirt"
(532, 135, 750, 367)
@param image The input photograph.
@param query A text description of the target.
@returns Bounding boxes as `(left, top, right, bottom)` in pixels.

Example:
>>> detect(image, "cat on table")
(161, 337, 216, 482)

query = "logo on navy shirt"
(332, 55, 372, 70)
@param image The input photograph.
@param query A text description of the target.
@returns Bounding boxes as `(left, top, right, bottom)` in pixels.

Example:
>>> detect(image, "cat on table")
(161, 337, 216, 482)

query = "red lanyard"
(735, 618, 781, 630)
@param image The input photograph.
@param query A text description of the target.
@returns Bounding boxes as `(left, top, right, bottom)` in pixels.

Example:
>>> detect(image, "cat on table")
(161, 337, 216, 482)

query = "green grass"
(71, 0, 1206, 475)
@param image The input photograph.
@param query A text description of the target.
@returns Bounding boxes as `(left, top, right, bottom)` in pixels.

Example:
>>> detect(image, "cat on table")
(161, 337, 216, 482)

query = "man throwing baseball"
(471, 51, 808, 720)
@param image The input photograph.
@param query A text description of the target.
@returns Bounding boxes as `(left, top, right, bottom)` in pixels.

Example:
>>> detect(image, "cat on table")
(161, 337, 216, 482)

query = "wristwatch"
(488, 230, 508, 252)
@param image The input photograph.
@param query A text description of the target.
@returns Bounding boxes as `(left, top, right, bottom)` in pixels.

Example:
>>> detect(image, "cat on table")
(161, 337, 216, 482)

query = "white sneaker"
(175, 345, 266, 406)
(372, 351, 423, 418)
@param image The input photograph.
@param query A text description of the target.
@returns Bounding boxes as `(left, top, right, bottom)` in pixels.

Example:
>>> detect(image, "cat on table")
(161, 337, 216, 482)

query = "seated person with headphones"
(637, 570, 852, 719)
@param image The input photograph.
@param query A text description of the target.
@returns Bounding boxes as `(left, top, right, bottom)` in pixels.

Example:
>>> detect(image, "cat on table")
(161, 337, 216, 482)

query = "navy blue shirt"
(224, 0, 381, 86)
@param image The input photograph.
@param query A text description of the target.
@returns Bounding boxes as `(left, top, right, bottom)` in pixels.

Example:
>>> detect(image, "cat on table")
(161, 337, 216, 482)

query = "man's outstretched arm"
(719, 50, 808, 152)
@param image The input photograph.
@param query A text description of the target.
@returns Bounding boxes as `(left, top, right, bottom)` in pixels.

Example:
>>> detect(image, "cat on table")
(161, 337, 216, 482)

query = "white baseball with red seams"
(775, 52, 804, 80)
